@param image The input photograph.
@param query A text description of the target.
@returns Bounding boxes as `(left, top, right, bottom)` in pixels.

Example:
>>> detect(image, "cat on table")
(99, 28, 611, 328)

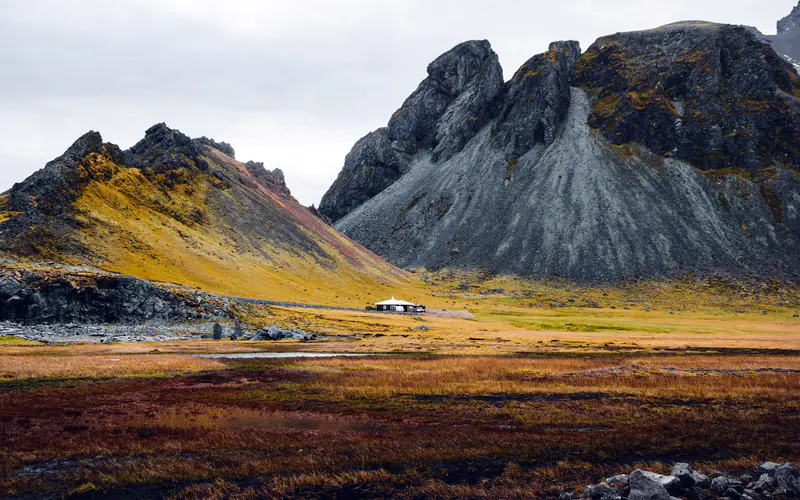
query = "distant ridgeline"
(320, 13, 800, 281)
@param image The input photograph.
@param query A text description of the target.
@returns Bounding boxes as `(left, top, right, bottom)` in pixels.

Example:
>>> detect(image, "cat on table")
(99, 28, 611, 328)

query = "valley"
(2, 2, 800, 498)
(1, 274, 799, 498)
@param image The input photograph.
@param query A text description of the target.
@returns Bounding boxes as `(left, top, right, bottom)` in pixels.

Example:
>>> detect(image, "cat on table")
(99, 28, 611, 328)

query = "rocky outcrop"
(328, 21, 800, 281)
(566, 462, 799, 500)
(575, 23, 800, 173)
(308, 204, 332, 225)
(0, 269, 213, 324)
(493, 41, 580, 157)
(244, 323, 316, 341)
(195, 136, 236, 158)
(779, 3, 800, 34)
(244, 161, 290, 196)
(0, 132, 124, 259)
(319, 40, 503, 222)
(771, 1, 800, 69)
(317, 129, 413, 223)
(387, 39, 503, 161)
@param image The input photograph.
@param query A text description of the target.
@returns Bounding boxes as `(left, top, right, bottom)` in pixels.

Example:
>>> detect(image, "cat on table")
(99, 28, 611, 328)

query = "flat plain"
(1, 275, 799, 498)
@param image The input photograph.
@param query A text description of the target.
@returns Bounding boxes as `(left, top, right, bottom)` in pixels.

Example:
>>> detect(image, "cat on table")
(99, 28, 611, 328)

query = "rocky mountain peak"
(323, 22, 800, 281)
(319, 39, 506, 223)
(778, 1, 800, 34)
(6, 131, 122, 215)
(124, 123, 237, 175)
(492, 40, 581, 157)
(58, 131, 106, 165)
(576, 22, 800, 172)
(387, 39, 504, 159)
(425, 39, 496, 97)
(770, 2, 800, 70)
(126, 123, 202, 167)
(195, 136, 235, 158)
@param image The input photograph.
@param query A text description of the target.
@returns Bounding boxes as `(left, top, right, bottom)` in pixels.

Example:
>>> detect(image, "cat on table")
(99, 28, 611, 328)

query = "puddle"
(132, 407, 385, 432)
(194, 352, 376, 359)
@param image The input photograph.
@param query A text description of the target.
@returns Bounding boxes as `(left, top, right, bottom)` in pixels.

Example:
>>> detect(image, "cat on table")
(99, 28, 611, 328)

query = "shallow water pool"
(194, 352, 376, 359)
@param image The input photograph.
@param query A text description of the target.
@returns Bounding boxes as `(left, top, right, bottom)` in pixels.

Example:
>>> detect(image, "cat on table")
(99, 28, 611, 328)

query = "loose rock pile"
(243, 324, 316, 341)
(563, 462, 800, 500)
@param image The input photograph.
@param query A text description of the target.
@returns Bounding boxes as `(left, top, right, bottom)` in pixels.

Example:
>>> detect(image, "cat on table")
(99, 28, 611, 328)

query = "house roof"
(375, 296, 416, 306)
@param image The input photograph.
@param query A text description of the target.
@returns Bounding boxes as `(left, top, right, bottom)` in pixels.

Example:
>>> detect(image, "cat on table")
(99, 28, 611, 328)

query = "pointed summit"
(319, 40, 503, 223)
(769, 1, 800, 69)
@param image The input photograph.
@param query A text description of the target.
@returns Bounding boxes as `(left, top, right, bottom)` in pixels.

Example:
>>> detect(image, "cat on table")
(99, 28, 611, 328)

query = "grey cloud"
(0, 0, 795, 205)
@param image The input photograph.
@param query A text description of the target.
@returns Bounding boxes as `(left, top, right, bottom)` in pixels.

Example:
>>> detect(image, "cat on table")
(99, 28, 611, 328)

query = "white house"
(375, 297, 426, 313)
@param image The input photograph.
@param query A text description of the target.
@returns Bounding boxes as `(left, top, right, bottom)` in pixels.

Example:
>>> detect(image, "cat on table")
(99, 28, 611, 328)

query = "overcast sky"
(0, 1, 796, 206)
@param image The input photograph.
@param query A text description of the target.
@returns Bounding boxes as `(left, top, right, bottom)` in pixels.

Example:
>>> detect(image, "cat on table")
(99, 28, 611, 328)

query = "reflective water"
(194, 352, 375, 359)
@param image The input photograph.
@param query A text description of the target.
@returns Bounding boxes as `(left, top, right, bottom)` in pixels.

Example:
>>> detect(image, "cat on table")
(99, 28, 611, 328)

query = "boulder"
(638, 471, 681, 494)
(752, 473, 775, 492)
(584, 482, 618, 500)
(607, 474, 629, 486)
(671, 462, 710, 489)
(251, 324, 316, 341)
(628, 470, 671, 500)
(773, 463, 800, 494)
(212, 323, 223, 340)
(0, 278, 22, 299)
(711, 476, 730, 494)
(757, 462, 781, 477)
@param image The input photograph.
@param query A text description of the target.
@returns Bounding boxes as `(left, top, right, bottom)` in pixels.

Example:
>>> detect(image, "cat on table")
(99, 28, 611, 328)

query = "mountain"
(0, 124, 419, 305)
(769, 1, 800, 70)
(320, 23, 800, 281)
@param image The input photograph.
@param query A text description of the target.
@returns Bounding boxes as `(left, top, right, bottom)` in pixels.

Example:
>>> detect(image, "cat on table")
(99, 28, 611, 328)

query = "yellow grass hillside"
(72, 158, 423, 306)
(0, 127, 428, 307)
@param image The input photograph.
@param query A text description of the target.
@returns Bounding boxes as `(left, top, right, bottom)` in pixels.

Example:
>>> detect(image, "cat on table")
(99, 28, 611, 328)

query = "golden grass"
(0, 353, 223, 379)
(285, 355, 800, 400)
(1, 343, 798, 498)
(66, 157, 426, 308)
(0, 336, 42, 346)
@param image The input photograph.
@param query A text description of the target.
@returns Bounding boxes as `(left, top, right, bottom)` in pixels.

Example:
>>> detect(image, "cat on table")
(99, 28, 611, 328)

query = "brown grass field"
(1, 277, 799, 498)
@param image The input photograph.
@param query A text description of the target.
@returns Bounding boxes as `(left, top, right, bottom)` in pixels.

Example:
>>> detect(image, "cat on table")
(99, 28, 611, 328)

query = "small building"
(375, 297, 426, 313)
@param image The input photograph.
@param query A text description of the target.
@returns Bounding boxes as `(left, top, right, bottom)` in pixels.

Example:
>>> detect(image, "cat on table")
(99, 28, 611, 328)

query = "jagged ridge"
(323, 22, 800, 281)
(0, 125, 419, 305)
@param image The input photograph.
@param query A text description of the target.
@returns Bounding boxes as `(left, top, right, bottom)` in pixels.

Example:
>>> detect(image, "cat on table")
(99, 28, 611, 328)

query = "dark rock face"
(388, 39, 503, 161)
(575, 22, 800, 173)
(244, 161, 290, 196)
(318, 128, 412, 223)
(778, 2, 800, 34)
(125, 123, 208, 173)
(0, 272, 207, 324)
(319, 40, 503, 222)
(195, 137, 235, 158)
(245, 324, 316, 341)
(493, 41, 581, 157)
(769, 2, 800, 70)
(308, 204, 332, 225)
(5, 131, 117, 217)
(0, 132, 123, 258)
(627, 470, 671, 500)
(330, 22, 800, 281)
